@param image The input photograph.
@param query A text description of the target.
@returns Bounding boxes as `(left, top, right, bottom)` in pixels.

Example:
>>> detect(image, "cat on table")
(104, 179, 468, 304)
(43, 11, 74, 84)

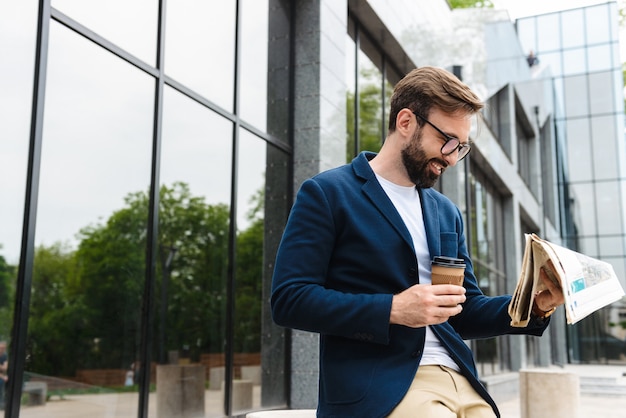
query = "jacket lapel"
(353, 153, 415, 251)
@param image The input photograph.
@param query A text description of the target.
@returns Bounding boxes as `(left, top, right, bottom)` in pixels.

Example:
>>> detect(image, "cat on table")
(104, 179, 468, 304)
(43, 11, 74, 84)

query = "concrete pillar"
(209, 366, 225, 390)
(519, 368, 579, 418)
(224, 379, 253, 412)
(156, 364, 206, 418)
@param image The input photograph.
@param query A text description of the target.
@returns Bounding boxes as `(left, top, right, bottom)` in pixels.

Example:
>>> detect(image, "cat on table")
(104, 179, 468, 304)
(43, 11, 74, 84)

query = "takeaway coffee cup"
(431, 256, 465, 286)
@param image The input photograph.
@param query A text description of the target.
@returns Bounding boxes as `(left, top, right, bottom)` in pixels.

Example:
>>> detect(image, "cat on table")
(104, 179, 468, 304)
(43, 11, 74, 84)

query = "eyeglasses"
(413, 112, 471, 161)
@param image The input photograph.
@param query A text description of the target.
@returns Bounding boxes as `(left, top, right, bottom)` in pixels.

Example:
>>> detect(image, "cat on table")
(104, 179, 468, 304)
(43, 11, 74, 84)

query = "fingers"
(390, 284, 465, 328)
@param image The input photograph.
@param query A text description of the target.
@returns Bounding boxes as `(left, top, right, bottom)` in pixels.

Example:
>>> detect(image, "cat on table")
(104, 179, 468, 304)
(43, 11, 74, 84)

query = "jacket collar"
(352, 151, 441, 259)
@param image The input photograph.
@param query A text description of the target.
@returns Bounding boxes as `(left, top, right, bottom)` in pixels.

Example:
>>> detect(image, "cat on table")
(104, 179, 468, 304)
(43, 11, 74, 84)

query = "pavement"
(12, 364, 626, 417)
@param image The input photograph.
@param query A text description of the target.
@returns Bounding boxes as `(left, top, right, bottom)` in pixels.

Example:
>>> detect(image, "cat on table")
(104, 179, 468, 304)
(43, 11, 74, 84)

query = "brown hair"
(388, 66, 484, 132)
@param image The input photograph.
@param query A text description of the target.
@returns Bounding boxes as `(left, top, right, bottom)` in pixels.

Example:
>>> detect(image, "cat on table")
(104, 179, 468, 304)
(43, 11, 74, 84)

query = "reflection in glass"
(240, 0, 269, 130)
(585, 5, 611, 45)
(159, 86, 234, 417)
(535, 13, 560, 53)
(356, 50, 383, 155)
(469, 172, 507, 377)
(31, 21, 154, 416)
(51, 0, 157, 66)
(563, 74, 588, 118)
(560, 9, 584, 49)
(561, 48, 586, 76)
(233, 130, 266, 415)
(0, 0, 36, 358)
(587, 46, 613, 77)
(516, 18, 537, 58)
(346, 31, 356, 162)
(165, 1, 236, 112)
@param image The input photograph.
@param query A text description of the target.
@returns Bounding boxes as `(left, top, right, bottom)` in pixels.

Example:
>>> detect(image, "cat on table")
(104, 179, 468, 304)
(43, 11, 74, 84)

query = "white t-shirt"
(376, 174, 460, 372)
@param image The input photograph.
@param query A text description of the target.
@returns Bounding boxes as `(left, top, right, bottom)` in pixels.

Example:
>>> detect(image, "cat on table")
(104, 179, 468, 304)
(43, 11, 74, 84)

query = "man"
(271, 66, 564, 417)
(0, 341, 7, 410)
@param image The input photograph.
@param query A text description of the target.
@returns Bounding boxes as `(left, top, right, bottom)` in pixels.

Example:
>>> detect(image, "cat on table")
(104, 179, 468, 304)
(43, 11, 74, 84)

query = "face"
(401, 110, 470, 187)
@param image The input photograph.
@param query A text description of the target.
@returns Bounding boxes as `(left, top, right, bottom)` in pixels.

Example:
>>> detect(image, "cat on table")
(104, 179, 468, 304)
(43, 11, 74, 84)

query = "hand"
(533, 267, 565, 313)
(390, 284, 466, 328)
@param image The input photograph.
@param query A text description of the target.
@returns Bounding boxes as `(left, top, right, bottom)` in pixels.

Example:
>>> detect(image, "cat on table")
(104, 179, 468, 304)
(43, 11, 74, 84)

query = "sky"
(491, 0, 614, 19)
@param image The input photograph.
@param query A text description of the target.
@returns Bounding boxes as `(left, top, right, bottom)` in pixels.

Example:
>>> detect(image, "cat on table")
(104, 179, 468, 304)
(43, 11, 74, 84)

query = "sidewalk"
(496, 364, 626, 418)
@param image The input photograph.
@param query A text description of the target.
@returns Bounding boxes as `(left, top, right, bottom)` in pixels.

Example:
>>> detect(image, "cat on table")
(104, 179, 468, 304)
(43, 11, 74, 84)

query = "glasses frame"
(413, 112, 471, 161)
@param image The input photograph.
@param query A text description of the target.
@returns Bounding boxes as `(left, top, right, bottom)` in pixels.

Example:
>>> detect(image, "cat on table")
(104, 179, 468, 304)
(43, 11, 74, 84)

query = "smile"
(430, 160, 446, 175)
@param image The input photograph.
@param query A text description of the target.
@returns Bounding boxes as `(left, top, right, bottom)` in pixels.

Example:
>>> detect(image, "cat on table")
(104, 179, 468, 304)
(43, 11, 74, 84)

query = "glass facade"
(517, 3, 626, 364)
(1, 0, 290, 416)
(2, 1, 626, 416)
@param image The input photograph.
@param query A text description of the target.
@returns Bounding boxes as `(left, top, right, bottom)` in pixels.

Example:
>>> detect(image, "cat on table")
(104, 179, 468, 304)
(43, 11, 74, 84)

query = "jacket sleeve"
(270, 178, 394, 345)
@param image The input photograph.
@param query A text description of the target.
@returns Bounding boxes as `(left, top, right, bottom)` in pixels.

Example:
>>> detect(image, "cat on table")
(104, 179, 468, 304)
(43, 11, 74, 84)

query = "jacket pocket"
(440, 232, 459, 257)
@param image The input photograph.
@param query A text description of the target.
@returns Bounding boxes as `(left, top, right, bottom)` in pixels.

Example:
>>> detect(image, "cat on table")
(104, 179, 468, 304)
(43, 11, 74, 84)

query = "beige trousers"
(387, 365, 497, 418)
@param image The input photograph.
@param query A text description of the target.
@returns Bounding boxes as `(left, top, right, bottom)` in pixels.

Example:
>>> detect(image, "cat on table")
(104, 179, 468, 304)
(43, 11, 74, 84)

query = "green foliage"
(25, 181, 264, 378)
(448, 0, 493, 8)
(0, 250, 15, 340)
(346, 67, 388, 162)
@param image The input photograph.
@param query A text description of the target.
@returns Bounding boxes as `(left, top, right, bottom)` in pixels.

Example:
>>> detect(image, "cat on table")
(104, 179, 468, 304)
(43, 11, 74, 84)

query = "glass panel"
(0, 0, 36, 264)
(232, 130, 266, 415)
(240, 0, 268, 130)
(571, 183, 597, 238)
(590, 115, 618, 181)
(599, 236, 625, 258)
(0, 1, 38, 408)
(614, 68, 625, 114)
(357, 48, 383, 155)
(561, 8, 585, 49)
(159, 85, 234, 417)
(565, 118, 592, 183)
(589, 72, 615, 115)
(468, 172, 508, 376)
(561, 48, 586, 76)
(535, 13, 560, 53)
(32, 22, 154, 414)
(596, 181, 623, 236)
(589, 72, 615, 116)
(516, 17, 537, 58)
(165, 1, 236, 112)
(51, 0, 157, 66)
(587, 44, 613, 73)
(346, 31, 356, 162)
(563, 75, 588, 118)
(538, 51, 562, 78)
(585, 5, 611, 45)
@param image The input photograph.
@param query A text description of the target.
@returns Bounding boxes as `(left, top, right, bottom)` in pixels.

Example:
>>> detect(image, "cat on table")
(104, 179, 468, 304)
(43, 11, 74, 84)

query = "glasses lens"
(457, 145, 470, 160)
(441, 139, 460, 155)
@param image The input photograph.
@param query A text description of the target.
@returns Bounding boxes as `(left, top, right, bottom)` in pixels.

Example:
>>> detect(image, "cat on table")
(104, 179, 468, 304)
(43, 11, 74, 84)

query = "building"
(0, 0, 623, 416)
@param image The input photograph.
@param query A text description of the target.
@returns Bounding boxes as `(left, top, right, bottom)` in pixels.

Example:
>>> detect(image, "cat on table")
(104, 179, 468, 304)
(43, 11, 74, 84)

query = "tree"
(25, 182, 239, 376)
(448, 0, 493, 8)
(0, 250, 15, 340)
(346, 67, 389, 161)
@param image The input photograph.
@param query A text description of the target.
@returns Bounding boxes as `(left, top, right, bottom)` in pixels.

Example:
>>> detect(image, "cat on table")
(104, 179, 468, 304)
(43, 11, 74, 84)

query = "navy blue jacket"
(271, 152, 549, 417)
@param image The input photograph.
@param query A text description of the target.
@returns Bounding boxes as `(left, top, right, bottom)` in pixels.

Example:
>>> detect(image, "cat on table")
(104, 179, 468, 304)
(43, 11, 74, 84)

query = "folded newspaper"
(509, 233, 625, 327)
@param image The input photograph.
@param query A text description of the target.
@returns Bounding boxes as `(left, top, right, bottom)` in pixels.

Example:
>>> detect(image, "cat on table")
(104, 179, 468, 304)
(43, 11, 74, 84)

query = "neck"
(369, 135, 414, 187)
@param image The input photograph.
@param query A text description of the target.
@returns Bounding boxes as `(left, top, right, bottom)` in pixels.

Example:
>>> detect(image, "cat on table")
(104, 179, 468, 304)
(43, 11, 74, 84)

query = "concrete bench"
(23, 381, 47, 406)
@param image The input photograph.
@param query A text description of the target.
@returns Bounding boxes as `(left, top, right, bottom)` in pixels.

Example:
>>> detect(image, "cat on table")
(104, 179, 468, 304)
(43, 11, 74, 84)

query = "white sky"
(491, 0, 610, 19)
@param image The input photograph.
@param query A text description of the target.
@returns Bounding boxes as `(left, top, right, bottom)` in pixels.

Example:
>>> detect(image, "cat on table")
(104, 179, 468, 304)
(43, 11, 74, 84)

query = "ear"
(396, 108, 415, 137)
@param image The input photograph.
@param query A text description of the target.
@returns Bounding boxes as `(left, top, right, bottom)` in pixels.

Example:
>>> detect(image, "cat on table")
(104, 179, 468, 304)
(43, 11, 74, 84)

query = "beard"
(401, 128, 444, 188)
